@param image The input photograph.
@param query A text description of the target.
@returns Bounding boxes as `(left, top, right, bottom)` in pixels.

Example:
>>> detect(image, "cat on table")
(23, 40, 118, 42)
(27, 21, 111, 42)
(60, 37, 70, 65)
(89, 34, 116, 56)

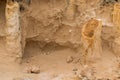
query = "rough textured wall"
(1, 0, 118, 61)
(21, 0, 101, 48)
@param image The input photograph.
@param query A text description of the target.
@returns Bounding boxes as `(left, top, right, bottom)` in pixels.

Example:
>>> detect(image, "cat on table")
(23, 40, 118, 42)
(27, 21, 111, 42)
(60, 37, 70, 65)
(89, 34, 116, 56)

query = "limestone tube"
(112, 3, 120, 56)
(81, 19, 102, 63)
(6, 0, 22, 61)
(113, 3, 120, 32)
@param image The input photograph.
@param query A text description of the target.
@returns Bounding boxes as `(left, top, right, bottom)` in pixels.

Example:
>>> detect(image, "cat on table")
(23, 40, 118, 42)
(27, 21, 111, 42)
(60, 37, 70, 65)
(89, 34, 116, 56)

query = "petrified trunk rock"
(113, 3, 120, 32)
(112, 3, 120, 56)
(5, 0, 22, 61)
(81, 19, 102, 63)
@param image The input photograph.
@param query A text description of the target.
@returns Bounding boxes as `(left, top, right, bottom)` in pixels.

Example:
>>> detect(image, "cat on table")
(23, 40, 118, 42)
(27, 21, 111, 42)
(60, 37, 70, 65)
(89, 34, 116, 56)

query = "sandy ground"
(20, 41, 119, 79)
(0, 37, 120, 80)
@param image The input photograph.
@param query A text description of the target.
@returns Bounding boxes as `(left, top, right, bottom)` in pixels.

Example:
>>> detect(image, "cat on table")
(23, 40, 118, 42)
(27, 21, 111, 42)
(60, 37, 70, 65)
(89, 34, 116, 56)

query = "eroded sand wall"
(0, 0, 103, 62)
(20, 0, 102, 59)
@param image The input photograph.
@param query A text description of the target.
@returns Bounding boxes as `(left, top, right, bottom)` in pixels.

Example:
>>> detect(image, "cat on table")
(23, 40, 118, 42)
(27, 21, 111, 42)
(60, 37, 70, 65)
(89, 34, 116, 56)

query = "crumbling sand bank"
(1, 0, 120, 80)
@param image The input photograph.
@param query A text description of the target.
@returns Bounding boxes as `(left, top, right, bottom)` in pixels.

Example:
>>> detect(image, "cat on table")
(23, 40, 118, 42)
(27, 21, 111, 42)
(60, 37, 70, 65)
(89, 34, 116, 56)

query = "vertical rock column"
(81, 19, 102, 63)
(112, 3, 120, 56)
(5, 0, 22, 61)
(113, 3, 120, 32)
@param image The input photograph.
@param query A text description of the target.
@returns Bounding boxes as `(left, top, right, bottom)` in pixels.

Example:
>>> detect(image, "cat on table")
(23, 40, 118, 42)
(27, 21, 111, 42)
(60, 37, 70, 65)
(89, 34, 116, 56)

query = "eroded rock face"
(20, 0, 101, 48)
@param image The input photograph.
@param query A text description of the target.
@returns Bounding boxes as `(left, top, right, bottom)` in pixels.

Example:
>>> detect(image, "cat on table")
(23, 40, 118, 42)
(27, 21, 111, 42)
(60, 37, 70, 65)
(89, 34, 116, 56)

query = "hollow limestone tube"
(81, 19, 102, 63)
(113, 3, 120, 32)
(5, 0, 22, 61)
(112, 3, 120, 56)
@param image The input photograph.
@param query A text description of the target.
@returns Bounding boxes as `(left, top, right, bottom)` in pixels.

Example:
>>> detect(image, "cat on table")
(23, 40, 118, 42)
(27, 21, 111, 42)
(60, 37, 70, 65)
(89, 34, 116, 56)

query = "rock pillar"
(6, 0, 22, 61)
(81, 19, 102, 63)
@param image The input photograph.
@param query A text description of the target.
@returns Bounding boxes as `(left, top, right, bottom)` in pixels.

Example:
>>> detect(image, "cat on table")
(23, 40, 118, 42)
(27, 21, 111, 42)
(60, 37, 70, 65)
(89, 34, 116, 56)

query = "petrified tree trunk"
(112, 3, 120, 56)
(81, 19, 102, 63)
(113, 3, 120, 32)
(5, 0, 22, 61)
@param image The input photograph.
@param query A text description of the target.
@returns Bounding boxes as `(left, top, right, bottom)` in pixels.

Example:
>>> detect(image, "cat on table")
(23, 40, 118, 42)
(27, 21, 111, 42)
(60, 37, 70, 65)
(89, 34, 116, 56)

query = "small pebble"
(26, 65, 40, 74)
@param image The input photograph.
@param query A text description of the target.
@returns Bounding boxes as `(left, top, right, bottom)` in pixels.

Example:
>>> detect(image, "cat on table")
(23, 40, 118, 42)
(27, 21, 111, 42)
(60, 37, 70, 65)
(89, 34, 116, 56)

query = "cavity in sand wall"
(81, 19, 102, 63)
(6, 0, 22, 61)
